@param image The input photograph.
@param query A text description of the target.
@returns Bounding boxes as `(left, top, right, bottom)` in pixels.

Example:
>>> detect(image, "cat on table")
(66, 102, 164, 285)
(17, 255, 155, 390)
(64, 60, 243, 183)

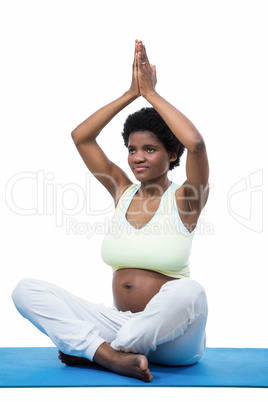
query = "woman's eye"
(128, 148, 154, 154)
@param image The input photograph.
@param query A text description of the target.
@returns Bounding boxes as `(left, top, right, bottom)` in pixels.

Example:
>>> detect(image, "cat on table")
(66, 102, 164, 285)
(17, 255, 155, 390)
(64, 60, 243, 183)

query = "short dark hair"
(121, 107, 185, 170)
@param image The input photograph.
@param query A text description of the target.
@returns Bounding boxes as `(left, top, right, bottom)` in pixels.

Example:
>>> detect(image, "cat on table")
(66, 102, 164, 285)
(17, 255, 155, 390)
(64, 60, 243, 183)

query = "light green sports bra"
(101, 182, 195, 279)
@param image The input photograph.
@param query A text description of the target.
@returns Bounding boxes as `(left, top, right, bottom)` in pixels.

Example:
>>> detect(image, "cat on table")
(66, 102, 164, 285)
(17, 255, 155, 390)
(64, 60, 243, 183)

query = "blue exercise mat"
(0, 347, 267, 388)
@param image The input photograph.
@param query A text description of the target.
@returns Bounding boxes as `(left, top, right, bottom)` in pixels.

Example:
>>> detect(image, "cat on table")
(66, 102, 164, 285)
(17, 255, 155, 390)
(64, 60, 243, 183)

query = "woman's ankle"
(93, 342, 118, 369)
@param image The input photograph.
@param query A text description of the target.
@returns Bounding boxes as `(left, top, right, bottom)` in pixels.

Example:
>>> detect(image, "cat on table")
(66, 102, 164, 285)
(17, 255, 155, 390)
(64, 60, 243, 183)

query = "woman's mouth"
(134, 166, 149, 172)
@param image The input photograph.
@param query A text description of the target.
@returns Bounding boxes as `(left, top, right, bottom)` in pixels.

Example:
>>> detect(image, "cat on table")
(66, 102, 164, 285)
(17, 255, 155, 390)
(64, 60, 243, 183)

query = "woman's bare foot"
(93, 342, 153, 382)
(58, 343, 153, 382)
(58, 350, 93, 366)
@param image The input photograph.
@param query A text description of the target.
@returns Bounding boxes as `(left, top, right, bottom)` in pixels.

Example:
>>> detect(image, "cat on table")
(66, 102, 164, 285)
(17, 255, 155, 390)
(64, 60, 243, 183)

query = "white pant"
(12, 277, 208, 366)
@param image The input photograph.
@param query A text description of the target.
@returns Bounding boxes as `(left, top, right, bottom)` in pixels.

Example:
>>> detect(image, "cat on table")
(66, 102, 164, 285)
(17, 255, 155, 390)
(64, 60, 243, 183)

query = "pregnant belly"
(112, 268, 178, 313)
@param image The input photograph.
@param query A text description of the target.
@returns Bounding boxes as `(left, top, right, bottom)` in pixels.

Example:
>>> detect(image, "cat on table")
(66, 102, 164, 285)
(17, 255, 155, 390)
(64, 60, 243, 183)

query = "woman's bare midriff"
(112, 268, 178, 313)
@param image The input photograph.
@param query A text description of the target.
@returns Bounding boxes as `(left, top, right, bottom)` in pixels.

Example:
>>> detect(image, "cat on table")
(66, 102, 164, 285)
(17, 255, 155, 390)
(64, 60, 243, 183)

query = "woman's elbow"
(195, 137, 205, 152)
(71, 129, 79, 145)
(189, 135, 205, 153)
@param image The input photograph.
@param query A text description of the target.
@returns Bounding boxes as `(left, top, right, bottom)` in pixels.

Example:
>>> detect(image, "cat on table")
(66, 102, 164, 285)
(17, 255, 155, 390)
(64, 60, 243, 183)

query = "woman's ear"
(169, 151, 178, 162)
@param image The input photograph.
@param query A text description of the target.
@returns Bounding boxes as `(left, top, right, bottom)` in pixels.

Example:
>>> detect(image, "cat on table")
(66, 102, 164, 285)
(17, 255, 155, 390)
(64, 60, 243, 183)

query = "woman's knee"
(182, 278, 208, 315)
(160, 278, 208, 317)
(12, 278, 41, 313)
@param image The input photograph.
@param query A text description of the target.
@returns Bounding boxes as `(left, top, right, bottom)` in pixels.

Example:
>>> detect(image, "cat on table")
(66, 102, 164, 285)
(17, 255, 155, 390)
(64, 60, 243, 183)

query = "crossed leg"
(12, 278, 153, 381)
(12, 278, 207, 382)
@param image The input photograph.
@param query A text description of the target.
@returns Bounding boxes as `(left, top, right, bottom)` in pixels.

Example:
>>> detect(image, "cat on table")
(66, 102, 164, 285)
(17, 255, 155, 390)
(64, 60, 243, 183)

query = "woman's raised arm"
(71, 41, 141, 203)
(137, 42, 209, 220)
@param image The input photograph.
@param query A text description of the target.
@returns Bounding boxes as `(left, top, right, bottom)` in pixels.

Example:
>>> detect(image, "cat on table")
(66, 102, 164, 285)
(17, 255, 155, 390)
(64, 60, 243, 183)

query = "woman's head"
(122, 107, 185, 170)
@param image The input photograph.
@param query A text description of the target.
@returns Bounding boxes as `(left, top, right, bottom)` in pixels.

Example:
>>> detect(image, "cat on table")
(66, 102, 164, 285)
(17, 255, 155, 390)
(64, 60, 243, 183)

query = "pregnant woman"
(12, 40, 209, 382)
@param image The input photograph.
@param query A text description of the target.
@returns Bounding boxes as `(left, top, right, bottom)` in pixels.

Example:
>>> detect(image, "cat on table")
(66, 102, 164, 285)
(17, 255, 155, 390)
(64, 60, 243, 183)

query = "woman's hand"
(137, 41, 157, 98)
(129, 40, 141, 98)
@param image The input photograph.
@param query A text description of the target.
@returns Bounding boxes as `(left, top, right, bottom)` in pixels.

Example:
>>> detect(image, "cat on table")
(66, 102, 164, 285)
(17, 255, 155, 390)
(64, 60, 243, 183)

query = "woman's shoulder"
(115, 181, 138, 208)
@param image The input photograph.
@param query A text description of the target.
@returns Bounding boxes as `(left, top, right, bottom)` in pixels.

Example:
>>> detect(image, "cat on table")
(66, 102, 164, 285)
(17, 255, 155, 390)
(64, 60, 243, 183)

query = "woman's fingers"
(136, 41, 157, 97)
(134, 40, 139, 59)
(138, 42, 155, 75)
(129, 40, 141, 97)
(150, 64, 157, 82)
(138, 42, 147, 66)
(132, 41, 140, 81)
(142, 43, 149, 61)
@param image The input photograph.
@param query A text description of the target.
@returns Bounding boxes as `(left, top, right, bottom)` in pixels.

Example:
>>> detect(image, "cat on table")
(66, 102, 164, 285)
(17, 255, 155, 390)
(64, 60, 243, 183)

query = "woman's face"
(127, 131, 176, 182)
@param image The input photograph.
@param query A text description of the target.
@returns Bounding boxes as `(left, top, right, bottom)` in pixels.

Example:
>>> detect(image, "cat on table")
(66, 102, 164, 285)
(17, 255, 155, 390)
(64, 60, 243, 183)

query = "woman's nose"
(133, 151, 146, 162)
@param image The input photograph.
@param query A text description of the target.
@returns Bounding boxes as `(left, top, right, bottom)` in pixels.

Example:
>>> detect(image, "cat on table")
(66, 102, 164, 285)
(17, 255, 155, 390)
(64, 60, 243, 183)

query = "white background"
(1, 0, 267, 400)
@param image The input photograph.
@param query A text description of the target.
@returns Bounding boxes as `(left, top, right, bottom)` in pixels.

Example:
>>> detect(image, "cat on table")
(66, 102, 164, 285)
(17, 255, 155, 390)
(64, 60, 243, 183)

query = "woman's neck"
(138, 177, 172, 199)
